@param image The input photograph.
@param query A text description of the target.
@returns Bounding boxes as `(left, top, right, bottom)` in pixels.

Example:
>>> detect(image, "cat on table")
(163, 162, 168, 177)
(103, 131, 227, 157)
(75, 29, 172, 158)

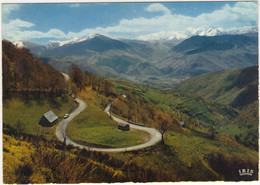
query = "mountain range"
(14, 31, 258, 89)
(159, 34, 258, 80)
(137, 25, 258, 41)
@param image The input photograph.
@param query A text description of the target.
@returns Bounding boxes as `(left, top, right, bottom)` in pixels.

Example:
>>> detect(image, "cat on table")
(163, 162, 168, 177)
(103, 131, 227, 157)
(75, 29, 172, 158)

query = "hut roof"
(43, 110, 58, 123)
(118, 122, 129, 127)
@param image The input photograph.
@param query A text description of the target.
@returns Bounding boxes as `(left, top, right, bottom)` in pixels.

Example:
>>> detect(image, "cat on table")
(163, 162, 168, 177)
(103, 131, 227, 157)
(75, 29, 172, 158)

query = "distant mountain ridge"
(13, 32, 258, 89)
(137, 25, 257, 41)
(158, 33, 258, 81)
(53, 34, 130, 53)
(171, 34, 257, 54)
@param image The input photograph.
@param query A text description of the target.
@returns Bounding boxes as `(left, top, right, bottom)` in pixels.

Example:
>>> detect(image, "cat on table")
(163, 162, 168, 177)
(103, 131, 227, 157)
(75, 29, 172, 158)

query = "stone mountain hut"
(118, 122, 130, 131)
(39, 110, 59, 127)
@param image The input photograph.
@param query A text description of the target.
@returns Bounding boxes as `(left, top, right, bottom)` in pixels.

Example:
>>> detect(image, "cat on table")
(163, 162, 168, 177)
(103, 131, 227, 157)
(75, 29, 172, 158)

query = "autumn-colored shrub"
(15, 162, 33, 184)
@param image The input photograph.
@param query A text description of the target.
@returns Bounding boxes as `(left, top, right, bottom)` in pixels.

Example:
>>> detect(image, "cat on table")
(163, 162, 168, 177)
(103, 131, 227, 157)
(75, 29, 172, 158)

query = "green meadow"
(110, 129, 258, 181)
(3, 95, 74, 140)
(67, 103, 150, 148)
(107, 77, 258, 180)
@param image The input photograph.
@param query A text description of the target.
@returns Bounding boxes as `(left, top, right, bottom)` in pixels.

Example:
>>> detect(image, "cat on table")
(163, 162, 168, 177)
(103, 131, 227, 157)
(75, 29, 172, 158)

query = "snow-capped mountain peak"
(12, 41, 24, 48)
(137, 31, 188, 41)
(137, 26, 258, 41)
(47, 33, 105, 49)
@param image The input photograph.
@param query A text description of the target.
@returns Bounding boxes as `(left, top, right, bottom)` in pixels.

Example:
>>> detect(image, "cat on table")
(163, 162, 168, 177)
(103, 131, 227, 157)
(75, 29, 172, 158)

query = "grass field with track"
(3, 95, 74, 140)
(66, 87, 150, 148)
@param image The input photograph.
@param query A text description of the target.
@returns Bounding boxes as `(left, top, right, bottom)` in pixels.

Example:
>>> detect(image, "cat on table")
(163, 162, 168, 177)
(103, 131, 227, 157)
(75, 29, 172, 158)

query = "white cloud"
(2, 2, 258, 43)
(146, 3, 171, 15)
(83, 2, 257, 38)
(193, 2, 258, 28)
(45, 29, 67, 38)
(2, 4, 21, 19)
(2, 19, 66, 41)
(3, 19, 35, 40)
(7, 19, 34, 28)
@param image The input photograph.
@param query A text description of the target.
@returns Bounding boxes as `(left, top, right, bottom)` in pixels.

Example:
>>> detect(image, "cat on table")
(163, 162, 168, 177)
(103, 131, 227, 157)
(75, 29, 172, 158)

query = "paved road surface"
(56, 97, 87, 146)
(56, 95, 161, 152)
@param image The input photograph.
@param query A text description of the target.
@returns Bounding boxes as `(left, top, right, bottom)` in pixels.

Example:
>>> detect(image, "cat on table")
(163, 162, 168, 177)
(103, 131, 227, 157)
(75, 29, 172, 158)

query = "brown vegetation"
(3, 124, 175, 183)
(111, 91, 182, 136)
(68, 65, 116, 99)
(2, 40, 65, 97)
(208, 152, 258, 181)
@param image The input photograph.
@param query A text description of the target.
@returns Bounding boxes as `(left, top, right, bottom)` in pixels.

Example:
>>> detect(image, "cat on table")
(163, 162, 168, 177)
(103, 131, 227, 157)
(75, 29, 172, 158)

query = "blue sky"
(2, 1, 258, 44)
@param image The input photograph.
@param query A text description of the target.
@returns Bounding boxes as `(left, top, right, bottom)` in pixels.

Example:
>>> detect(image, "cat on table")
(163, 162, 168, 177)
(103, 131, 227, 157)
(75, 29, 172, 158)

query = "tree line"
(2, 40, 65, 98)
(69, 64, 115, 97)
(110, 92, 182, 142)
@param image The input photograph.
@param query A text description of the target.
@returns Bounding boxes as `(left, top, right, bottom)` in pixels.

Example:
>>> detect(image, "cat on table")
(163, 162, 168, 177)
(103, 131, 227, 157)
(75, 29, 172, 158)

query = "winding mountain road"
(56, 73, 161, 152)
(56, 98, 161, 152)
(56, 97, 87, 148)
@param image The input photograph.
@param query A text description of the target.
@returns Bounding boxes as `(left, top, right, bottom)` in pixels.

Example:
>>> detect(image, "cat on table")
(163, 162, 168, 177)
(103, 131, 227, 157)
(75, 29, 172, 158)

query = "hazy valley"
(19, 32, 258, 89)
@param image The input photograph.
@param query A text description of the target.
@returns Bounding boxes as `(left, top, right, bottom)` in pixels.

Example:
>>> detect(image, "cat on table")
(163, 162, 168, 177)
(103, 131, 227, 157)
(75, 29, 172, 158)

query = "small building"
(180, 121, 185, 127)
(118, 122, 130, 131)
(39, 110, 59, 127)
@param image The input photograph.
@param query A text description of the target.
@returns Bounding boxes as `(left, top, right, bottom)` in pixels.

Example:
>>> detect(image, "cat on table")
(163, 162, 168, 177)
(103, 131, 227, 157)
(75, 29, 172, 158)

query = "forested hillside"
(2, 40, 65, 97)
(174, 66, 258, 108)
(108, 76, 258, 151)
(173, 67, 258, 150)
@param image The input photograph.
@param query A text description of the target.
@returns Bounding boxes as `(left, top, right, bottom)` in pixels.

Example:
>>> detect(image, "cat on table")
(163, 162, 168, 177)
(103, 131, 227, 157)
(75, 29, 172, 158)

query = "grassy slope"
(110, 129, 258, 181)
(108, 76, 258, 150)
(67, 87, 150, 148)
(3, 95, 74, 140)
(3, 134, 36, 183)
(108, 77, 258, 180)
(109, 78, 238, 125)
(217, 101, 258, 149)
(174, 66, 258, 107)
(173, 66, 258, 149)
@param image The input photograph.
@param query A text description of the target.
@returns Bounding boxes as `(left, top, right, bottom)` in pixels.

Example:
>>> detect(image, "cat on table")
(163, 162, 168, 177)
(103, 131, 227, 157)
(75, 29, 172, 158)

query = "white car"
(64, 113, 69, 119)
